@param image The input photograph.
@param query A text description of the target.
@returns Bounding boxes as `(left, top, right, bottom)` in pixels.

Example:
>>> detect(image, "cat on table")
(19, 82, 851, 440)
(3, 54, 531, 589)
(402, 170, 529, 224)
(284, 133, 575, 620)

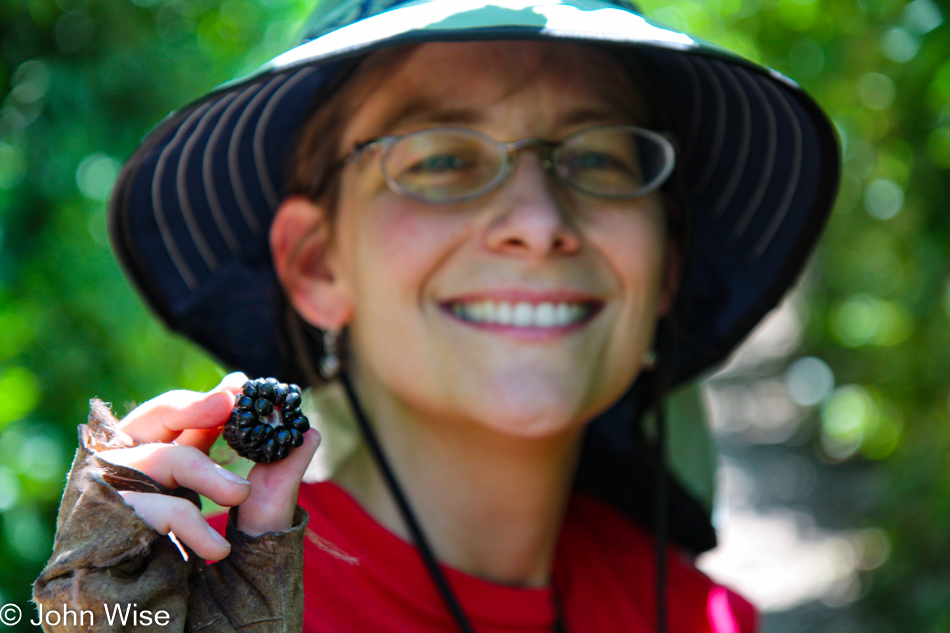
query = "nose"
(483, 153, 582, 258)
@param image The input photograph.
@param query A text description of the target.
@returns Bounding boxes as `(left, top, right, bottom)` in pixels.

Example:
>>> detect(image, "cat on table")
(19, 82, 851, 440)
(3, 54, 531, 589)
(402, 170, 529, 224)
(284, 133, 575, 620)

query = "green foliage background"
(0, 0, 948, 630)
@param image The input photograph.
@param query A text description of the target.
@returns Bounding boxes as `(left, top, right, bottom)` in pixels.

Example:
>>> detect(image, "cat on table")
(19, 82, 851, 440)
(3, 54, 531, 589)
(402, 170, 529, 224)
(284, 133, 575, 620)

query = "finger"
(215, 371, 253, 392)
(120, 372, 249, 444)
(175, 373, 251, 451)
(236, 428, 321, 537)
(101, 443, 252, 508)
(176, 428, 223, 454)
(119, 491, 232, 561)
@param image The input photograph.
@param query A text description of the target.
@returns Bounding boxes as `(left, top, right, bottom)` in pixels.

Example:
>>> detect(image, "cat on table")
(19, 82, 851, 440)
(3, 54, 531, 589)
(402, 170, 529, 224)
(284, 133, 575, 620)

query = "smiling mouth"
(445, 299, 601, 328)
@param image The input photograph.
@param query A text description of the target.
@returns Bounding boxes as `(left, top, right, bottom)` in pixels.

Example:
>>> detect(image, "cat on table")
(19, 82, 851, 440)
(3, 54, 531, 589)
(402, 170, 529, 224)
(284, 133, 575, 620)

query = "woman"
(34, 1, 840, 632)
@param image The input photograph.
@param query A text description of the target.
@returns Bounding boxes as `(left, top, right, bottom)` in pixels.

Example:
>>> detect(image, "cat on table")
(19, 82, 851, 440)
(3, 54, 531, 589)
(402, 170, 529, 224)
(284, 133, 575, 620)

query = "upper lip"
(440, 289, 603, 305)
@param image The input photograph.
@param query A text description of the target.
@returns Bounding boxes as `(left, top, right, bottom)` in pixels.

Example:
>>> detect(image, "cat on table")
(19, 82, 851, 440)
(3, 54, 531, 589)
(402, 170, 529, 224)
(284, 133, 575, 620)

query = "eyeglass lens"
(381, 126, 672, 203)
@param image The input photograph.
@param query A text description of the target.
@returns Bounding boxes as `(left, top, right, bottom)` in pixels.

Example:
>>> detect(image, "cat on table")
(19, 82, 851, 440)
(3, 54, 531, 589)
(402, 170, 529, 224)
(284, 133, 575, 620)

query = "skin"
(99, 373, 321, 560)
(272, 41, 677, 586)
(101, 40, 676, 580)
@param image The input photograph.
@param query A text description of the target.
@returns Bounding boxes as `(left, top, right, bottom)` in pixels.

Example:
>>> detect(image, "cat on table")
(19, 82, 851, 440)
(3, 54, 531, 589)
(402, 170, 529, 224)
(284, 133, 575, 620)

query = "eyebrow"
(368, 94, 647, 141)
(374, 98, 485, 136)
(559, 104, 645, 127)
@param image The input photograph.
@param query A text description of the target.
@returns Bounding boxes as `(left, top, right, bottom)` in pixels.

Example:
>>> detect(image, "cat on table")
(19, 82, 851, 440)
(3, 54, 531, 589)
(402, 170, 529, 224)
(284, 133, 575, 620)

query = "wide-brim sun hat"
(108, 0, 840, 554)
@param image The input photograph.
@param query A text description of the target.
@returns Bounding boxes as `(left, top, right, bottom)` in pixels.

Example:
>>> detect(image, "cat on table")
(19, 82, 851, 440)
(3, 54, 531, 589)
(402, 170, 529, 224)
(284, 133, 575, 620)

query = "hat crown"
(300, 0, 642, 44)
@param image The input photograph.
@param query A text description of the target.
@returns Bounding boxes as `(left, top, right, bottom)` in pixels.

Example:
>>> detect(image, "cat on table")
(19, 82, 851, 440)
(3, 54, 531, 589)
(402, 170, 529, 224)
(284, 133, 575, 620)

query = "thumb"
(235, 428, 321, 536)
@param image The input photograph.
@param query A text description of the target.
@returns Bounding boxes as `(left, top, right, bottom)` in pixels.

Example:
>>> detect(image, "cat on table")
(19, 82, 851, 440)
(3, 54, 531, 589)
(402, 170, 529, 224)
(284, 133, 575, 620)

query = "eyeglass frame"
(329, 124, 677, 204)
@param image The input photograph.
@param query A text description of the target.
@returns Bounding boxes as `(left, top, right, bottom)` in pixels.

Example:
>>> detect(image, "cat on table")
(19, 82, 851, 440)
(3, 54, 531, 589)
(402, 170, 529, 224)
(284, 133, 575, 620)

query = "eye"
(383, 129, 505, 202)
(563, 150, 643, 185)
(565, 151, 628, 172)
(406, 153, 473, 174)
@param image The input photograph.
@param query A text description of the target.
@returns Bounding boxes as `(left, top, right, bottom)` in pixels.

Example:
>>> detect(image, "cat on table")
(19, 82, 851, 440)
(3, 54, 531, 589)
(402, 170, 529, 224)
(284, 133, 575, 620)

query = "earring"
(642, 348, 657, 371)
(319, 328, 341, 379)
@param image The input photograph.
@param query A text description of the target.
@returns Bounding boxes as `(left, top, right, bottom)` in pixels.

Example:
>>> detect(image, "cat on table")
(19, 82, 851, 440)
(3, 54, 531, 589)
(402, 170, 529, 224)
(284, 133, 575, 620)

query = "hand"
(98, 372, 321, 561)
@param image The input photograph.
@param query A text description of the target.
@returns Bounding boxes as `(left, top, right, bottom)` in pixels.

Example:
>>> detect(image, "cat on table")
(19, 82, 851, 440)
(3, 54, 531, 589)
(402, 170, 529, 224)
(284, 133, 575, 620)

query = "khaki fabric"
(33, 400, 307, 633)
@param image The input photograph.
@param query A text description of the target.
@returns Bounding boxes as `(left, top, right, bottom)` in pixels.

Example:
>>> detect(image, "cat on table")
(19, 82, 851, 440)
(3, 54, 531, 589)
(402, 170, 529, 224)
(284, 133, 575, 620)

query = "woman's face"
(302, 41, 674, 438)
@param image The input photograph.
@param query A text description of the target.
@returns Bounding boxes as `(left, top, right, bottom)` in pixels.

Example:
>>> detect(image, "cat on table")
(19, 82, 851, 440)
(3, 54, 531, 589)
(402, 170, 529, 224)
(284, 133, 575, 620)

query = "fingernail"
(213, 372, 247, 394)
(208, 525, 230, 549)
(215, 465, 250, 486)
(223, 371, 249, 387)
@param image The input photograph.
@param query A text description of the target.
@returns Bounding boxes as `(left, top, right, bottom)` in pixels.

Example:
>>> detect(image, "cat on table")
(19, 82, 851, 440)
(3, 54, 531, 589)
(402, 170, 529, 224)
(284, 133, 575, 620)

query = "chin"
(462, 374, 603, 440)
(481, 409, 576, 440)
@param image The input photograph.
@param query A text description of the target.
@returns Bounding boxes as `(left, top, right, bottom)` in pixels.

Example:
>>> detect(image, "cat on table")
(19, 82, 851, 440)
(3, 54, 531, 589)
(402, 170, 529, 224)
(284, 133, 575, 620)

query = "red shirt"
(212, 481, 757, 632)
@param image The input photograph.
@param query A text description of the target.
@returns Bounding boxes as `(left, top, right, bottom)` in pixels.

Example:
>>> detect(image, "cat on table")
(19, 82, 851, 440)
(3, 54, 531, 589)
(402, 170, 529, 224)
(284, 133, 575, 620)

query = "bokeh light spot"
(858, 73, 895, 111)
(76, 153, 120, 201)
(0, 143, 27, 189)
(55, 10, 95, 53)
(881, 27, 919, 62)
(821, 385, 872, 459)
(854, 528, 891, 570)
(831, 294, 912, 347)
(785, 356, 835, 406)
(864, 178, 904, 220)
(0, 465, 20, 512)
(821, 385, 902, 460)
(20, 435, 66, 482)
(11, 60, 50, 104)
(902, 0, 943, 34)
(0, 367, 40, 429)
(831, 295, 881, 347)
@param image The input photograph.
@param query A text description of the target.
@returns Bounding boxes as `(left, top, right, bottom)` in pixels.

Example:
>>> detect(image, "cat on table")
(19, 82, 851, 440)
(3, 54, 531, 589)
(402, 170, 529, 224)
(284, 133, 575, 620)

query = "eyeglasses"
(341, 124, 676, 204)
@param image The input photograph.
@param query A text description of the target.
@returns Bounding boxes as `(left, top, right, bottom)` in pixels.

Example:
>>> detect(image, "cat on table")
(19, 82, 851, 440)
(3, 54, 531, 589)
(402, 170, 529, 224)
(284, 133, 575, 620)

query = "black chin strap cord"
(339, 371, 476, 633)
(654, 401, 669, 633)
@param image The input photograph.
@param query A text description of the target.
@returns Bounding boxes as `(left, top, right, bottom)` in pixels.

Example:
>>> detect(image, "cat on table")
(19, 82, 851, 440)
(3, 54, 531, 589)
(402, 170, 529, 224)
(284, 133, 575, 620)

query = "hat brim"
(110, 0, 838, 386)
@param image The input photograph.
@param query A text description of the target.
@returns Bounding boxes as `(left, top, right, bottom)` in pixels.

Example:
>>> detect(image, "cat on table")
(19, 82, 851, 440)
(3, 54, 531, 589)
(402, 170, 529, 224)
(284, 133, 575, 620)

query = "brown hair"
(285, 46, 420, 226)
(280, 47, 420, 385)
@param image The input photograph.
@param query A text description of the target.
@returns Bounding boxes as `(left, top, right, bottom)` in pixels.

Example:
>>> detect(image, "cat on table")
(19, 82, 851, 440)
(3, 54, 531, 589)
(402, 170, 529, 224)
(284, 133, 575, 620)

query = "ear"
(270, 196, 353, 330)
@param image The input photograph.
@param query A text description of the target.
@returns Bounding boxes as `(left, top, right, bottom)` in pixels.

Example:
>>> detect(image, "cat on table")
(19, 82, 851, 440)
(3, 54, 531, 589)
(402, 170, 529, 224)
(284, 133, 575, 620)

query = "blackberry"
(223, 377, 310, 463)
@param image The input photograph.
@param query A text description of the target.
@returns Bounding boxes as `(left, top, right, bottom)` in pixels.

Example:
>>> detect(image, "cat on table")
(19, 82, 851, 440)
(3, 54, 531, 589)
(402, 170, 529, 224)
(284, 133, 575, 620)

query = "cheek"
(343, 200, 483, 415)
(591, 203, 669, 296)
(588, 211, 669, 411)
(336, 169, 467, 294)
(354, 201, 471, 299)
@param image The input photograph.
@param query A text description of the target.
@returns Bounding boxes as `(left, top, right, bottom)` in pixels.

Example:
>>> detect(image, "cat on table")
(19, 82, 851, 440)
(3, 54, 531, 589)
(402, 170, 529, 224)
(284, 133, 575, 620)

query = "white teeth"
(535, 302, 556, 327)
(496, 302, 513, 325)
(512, 302, 532, 327)
(451, 300, 591, 327)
